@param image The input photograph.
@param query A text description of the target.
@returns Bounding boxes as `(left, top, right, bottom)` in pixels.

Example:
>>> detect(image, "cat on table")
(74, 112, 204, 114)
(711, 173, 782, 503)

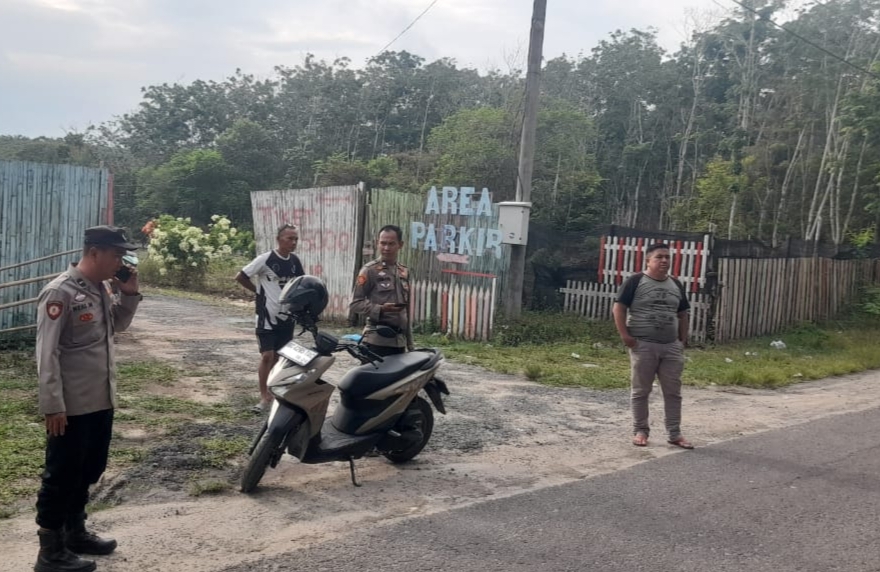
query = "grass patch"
(199, 436, 251, 468)
(418, 312, 880, 390)
(187, 478, 231, 497)
(120, 395, 250, 423)
(139, 253, 252, 300)
(109, 447, 146, 465)
(0, 351, 45, 512)
(118, 360, 179, 389)
(0, 352, 254, 517)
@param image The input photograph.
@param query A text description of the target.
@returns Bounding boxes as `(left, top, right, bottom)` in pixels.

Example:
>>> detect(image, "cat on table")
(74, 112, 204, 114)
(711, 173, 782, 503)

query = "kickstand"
(348, 457, 362, 487)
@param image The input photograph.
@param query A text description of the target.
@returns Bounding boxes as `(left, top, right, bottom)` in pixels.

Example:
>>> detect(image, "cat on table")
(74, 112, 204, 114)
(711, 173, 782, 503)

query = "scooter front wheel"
(383, 396, 434, 463)
(240, 429, 285, 493)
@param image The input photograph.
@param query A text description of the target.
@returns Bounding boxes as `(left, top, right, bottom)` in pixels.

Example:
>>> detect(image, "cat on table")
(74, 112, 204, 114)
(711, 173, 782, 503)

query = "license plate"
(278, 341, 318, 366)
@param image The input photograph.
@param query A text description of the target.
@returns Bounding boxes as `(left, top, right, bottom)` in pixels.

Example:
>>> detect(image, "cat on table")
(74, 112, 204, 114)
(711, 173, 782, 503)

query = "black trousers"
(35, 409, 114, 530)
(363, 343, 406, 357)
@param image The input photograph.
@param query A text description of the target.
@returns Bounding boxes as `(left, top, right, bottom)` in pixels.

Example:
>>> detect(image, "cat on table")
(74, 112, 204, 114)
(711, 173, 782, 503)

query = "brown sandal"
(667, 437, 694, 450)
(632, 433, 648, 447)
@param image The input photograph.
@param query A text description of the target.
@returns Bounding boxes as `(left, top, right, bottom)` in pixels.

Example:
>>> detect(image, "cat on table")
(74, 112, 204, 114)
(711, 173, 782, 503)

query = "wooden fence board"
(562, 255, 879, 344)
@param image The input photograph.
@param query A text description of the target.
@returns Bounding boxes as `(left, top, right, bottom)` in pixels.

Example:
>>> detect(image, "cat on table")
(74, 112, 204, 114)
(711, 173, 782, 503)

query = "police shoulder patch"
(46, 302, 63, 320)
(357, 274, 368, 286)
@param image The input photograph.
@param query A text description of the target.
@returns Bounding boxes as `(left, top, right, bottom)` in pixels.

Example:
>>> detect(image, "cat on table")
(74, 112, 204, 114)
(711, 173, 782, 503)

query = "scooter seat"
(338, 352, 433, 398)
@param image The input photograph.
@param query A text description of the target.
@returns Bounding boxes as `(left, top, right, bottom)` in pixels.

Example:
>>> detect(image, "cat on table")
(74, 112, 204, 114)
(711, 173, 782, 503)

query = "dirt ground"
(3, 294, 880, 571)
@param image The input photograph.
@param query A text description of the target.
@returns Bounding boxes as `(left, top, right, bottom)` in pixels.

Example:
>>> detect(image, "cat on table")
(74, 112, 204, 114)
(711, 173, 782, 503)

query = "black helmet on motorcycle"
(280, 275, 328, 322)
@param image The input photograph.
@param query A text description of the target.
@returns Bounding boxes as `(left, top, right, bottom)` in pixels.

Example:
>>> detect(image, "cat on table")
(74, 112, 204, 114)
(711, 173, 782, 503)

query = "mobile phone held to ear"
(115, 266, 132, 283)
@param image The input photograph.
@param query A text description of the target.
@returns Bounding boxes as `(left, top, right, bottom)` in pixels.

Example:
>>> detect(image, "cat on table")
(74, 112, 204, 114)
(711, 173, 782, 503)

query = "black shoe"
(34, 529, 96, 572)
(64, 522, 117, 556)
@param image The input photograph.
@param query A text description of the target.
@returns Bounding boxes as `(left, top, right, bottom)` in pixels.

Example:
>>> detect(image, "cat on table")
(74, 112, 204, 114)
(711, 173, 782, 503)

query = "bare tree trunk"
(737, 7, 757, 133)
(676, 47, 701, 199)
(551, 152, 561, 206)
(806, 29, 860, 240)
(415, 77, 436, 184)
(830, 136, 850, 244)
(371, 115, 382, 158)
(810, 165, 838, 244)
(842, 136, 868, 241)
(728, 192, 738, 240)
(773, 126, 806, 247)
(805, 75, 844, 239)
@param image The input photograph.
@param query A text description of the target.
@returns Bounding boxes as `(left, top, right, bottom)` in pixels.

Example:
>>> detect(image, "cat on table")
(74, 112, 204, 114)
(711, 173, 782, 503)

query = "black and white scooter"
(240, 276, 449, 493)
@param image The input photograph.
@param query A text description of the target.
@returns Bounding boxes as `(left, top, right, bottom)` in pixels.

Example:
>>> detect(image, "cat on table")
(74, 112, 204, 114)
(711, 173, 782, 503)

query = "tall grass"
(139, 252, 252, 299)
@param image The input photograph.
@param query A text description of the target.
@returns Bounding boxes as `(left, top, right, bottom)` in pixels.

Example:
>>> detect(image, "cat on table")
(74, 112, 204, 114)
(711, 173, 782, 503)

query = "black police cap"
(84, 225, 138, 250)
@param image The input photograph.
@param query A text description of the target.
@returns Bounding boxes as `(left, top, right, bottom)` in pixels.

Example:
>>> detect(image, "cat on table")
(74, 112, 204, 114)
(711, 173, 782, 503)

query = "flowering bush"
(145, 214, 255, 285)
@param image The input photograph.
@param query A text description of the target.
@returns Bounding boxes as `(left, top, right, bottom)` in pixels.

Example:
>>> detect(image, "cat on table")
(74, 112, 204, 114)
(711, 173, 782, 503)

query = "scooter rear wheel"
(383, 396, 434, 463)
(240, 429, 284, 493)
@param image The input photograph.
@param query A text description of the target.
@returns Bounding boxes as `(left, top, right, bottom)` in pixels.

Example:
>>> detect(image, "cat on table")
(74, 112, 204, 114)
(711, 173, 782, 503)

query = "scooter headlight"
(269, 372, 306, 398)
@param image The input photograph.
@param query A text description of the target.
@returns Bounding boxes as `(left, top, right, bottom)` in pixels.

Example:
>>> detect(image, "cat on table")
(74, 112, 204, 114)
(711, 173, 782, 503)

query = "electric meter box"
(497, 201, 531, 245)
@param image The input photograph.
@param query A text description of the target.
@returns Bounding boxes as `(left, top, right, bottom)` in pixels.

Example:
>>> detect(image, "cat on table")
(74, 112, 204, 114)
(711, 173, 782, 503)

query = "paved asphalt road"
(224, 408, 880, 572)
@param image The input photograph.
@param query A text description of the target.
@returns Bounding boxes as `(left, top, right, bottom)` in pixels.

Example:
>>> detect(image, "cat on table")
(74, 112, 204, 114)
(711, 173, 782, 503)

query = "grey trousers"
(628, 339, 685, 440)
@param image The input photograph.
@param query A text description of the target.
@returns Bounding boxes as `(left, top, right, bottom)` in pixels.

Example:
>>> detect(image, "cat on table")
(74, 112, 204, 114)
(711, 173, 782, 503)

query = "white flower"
(159, 268, 168, 276)
(229, 228, 237, 237)
(191, 262, 198, 268)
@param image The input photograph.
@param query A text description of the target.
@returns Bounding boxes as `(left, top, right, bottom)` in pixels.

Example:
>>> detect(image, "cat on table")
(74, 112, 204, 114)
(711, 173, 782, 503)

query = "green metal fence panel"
(0, 160, 111, 333)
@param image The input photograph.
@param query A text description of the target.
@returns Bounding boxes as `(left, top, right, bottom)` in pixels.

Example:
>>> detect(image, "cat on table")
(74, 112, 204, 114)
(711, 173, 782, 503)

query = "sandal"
(632, 433, 648, 447)
(667, 437, 694, 450)
(251, 401, 271, 414)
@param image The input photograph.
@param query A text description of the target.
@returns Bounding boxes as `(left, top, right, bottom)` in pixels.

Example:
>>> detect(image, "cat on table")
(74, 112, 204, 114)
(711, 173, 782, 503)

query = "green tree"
(427, 107, 518, 197)
(216, 119, 284, 191)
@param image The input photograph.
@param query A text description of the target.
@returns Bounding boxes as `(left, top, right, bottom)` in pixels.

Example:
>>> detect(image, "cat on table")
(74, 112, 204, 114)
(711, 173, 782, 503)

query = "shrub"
(864, 287, 880, 317)
(144, 215, 254, 288)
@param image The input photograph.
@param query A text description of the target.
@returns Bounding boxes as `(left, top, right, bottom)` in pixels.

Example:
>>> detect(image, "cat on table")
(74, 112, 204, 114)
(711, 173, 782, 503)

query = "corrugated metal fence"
(249, 186, 510, 339)
(0, 160, 111, 334)
(367, 188, 509, 340)
(249, 184, 366, 321)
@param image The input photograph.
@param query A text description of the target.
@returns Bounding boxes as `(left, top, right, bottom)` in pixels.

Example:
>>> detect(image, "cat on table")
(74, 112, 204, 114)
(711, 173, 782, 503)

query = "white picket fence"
(409, 278, 497, 341)
(559, 280, 712, 343)
(600, 235, 711, 293)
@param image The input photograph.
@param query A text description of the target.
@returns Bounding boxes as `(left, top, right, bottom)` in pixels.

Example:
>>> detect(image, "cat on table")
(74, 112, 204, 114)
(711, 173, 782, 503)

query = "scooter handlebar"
(359, 345, 385, 364)
(336, 341, 385, 365)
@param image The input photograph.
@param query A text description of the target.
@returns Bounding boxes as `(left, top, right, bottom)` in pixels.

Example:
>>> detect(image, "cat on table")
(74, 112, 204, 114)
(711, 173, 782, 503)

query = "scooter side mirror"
(376, 326, 398, 339)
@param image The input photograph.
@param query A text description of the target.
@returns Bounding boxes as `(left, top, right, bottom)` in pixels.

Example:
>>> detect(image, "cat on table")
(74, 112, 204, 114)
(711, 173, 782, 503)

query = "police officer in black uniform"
(34, 226, 141, 572)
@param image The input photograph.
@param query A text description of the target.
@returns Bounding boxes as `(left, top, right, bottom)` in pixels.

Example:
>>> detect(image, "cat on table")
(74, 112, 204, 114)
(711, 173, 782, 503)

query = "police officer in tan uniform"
(33, 226, 141, 572)
(350, 225, 414, 356)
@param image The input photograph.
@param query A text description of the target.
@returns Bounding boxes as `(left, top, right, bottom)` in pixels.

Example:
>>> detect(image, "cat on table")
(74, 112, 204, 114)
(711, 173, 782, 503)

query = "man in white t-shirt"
(235, 224, 304, 411)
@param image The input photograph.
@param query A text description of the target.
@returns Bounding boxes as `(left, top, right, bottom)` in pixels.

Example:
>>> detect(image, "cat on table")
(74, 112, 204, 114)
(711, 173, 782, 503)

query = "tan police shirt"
(349, 259, 414, 349)
(36, 264, 141, 416)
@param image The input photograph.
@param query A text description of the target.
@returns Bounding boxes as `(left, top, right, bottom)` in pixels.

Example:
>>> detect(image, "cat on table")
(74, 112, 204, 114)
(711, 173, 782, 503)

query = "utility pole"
(503, 0, 546, 319)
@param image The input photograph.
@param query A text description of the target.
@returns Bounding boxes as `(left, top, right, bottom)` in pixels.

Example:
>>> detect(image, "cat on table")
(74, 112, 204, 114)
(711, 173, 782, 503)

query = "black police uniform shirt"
(240, 250, 304, 331)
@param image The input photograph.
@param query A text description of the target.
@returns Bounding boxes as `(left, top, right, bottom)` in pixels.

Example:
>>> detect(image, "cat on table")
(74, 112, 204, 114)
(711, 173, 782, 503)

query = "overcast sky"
(0, 0, 756, 138)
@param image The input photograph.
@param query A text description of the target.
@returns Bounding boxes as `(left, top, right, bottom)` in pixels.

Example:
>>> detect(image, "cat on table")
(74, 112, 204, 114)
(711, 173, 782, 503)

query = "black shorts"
(256, 324, 295, 353)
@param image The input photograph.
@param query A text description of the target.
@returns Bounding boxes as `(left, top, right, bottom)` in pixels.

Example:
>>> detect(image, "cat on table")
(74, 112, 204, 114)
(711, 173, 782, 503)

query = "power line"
(376, 0, 440, 56)
(720, 0, 880, 80)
